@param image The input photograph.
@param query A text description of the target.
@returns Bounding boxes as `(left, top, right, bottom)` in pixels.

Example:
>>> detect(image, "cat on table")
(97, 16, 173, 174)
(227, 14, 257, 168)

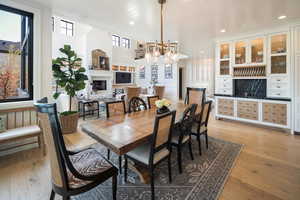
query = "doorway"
(179, 68, 183, 100)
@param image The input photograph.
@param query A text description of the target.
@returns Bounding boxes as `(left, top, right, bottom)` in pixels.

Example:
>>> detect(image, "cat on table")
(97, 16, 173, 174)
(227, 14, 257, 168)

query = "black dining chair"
(171, 104, 197, 173)
(147, 95, 160, 109)
(185, 87, 206, 115)
(34, 101, 118, 200)
(124, 111, 176, 200)
(105, 99, 127, 174)
(128, 96, 148, 113)
(190, 100, 213, 155)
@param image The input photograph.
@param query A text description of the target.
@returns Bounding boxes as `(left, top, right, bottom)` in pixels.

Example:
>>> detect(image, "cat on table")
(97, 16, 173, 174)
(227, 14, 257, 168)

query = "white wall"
(135, 58, 179, 101)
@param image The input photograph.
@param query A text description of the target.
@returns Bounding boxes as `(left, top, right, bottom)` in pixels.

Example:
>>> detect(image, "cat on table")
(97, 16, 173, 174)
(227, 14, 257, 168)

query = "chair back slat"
(197, 100, 213, 126)
(106, 100, 126, 118)
(38, 112, 64, 187)
(0, 107, 38, 129)
(147, 96, 160, 109)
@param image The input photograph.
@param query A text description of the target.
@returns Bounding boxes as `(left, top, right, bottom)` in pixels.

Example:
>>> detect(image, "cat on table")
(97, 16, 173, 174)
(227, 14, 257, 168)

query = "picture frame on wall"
(139, 65, 145, 79)
(151, 64, 158, 83)
(165, 64, 173, 79)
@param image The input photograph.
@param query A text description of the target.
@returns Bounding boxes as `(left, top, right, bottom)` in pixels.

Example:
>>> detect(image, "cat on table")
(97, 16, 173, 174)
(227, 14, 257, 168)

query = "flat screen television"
(115, 72, 132, 84)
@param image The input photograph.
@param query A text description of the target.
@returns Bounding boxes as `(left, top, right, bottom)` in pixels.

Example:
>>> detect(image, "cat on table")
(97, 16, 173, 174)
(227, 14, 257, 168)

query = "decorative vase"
(157, 106, 170, 114)
(59, 112, 79, 134)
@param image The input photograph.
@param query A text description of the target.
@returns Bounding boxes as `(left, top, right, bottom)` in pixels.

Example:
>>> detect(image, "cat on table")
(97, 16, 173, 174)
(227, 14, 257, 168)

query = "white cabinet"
(267, 76, 290, 98)
(215, 77, 233, 95)
(216, 43, 231, 76)
(233, 37, 266, 66)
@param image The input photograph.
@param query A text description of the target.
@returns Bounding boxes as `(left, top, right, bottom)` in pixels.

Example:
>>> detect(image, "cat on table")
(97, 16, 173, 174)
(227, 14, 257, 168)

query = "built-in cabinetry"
(215, 29, 292, 130)
(215, 96, 291, 129)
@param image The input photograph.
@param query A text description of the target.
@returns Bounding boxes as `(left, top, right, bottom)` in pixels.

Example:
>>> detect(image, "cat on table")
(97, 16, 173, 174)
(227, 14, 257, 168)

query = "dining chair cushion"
(68, 148, 114, 188)
(191, 123, 207, 134)
(171, 129, 189, 144)
(127, 143, 169, 165)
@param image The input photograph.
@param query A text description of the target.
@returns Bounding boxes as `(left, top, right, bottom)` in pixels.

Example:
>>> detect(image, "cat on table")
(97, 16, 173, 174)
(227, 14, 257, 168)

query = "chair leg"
(107, 149, 111, 160)
(124, 156, 128, 182)
(50, 190, 55, 200)
(150, 168, 155, 200)
(177, 146, 183, 174)
(119, 156, 122, 174)
(205, 132, 209, 149)
(112, 174, 117, 200)
(168, 154, 172, 183)
(188, 139, 194, 160)
(197, 135, 202, 156)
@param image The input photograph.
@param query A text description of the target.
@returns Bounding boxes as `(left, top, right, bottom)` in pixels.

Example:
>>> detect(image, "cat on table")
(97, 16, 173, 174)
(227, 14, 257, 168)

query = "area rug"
(73, 137, 242, 200)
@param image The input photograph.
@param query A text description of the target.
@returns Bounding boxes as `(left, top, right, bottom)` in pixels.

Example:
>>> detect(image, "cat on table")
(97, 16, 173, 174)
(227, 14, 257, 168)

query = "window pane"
(0, 6, 33, 102)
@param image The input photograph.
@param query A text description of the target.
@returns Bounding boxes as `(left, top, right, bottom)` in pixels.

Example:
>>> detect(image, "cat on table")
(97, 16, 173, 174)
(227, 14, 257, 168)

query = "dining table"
(80, 102, 187, 183)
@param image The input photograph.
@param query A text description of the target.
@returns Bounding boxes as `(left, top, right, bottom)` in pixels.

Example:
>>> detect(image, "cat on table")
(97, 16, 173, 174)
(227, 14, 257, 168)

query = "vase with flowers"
(155, 98, 171, 114)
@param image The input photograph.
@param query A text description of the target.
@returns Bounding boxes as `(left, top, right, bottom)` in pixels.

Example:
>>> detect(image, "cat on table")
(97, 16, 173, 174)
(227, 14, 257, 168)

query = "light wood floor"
(0, 115, 299, 200)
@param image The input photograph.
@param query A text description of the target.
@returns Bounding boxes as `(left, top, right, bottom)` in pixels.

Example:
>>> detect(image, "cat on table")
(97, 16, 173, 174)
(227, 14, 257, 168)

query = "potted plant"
(52, 45, 88, 134)
(155, 98, 171, 114)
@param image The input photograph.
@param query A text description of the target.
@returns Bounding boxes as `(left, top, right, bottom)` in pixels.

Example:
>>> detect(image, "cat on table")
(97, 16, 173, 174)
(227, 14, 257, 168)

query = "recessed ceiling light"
(220, 29, 226, 33)
(129, 21, 135, 26)
(278, 15, 287, 20)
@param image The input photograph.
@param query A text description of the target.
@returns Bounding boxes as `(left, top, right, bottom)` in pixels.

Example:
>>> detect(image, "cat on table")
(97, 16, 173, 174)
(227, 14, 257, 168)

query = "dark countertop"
(214, 94, 291, 102)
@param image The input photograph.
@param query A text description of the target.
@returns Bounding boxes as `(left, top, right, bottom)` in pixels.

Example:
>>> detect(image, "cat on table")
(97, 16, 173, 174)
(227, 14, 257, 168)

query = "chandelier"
(145, 0, 179, 64)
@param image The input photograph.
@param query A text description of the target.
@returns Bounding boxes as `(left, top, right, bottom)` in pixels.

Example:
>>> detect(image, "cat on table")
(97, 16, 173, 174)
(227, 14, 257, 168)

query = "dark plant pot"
(157, 106, 170, 114)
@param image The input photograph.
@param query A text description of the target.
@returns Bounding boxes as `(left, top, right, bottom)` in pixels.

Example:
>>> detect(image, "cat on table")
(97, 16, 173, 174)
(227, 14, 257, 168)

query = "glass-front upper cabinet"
(218, 43, 230, 76)
(270, 33, 288, 74)
(250, 38, 265, 64)
(235, 41, 247, 65)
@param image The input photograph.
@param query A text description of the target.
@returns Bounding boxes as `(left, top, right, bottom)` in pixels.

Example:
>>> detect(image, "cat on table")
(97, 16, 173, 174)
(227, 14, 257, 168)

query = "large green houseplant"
(52, 45, 88, 134)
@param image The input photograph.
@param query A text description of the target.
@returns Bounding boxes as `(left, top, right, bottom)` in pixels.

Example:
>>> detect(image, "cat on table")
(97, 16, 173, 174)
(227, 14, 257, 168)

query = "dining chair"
(124, 111, 176, 200)
(128, 97, 148, 113)
(105, 99, 126, 174)
(190, 100, 212, 156)
(147, 95, 160, 109)
(34, 102, 118, 200)
(171, 104, 197, 173)
(153, 86, 165, 99)
(185, 87, 206, 115)
(125, 87, 141, 111)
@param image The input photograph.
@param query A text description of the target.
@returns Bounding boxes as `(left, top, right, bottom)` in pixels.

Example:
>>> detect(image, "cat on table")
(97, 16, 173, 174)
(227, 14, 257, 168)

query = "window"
(51, 17, 54, 32)
(122, 37, 130, 48)
(60, 20, 73, 36)
(112, 35, 120, 47)
(0, 4, 34, 103)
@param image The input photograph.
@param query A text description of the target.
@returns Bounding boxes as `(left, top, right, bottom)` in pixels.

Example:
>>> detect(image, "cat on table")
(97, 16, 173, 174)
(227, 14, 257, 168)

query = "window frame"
(122, 37, 131, 49)
(112, 34, 120, 47)
(60, 19, 73, 36)
(0, 4, 34, 103)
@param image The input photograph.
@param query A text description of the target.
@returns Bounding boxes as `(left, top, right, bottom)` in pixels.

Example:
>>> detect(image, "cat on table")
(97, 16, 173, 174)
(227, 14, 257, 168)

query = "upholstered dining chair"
(105, 99, 126, 174)
(185, 87, 206, 115)
(147, 95, 160, 109)
(153, 86, 165, 99)
(171, 104, 197, 173)
(190, 100, 212, 156)
(124, 111, 176, 200)
(125, 87, 141, 111)
(128, 97, 148, 113)
(34, 102, 118, 200)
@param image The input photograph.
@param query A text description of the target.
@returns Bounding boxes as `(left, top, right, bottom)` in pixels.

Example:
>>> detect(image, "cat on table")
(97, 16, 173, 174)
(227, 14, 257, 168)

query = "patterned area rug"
(73, 137, 242, 200)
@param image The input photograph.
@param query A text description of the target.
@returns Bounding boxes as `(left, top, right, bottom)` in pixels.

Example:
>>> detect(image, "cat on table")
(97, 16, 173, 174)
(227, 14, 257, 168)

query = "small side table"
(78, 100, 100, 120)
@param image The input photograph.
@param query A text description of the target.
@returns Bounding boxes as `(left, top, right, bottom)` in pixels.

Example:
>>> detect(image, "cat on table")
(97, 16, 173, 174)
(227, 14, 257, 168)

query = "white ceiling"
(32, 0, 300, 54)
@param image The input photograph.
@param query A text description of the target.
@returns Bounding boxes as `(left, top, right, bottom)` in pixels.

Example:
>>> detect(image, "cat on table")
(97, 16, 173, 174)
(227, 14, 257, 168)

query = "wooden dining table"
(80, 102, 187, 183)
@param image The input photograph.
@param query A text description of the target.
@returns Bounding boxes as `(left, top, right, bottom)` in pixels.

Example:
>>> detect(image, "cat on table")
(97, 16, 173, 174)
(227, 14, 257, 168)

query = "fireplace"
(92, 80, 107, 91)
(234, 79, 266, 99)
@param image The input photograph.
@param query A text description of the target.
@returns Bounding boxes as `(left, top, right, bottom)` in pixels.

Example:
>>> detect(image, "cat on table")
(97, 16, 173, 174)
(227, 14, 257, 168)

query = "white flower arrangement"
(155, 98, 171, 108)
